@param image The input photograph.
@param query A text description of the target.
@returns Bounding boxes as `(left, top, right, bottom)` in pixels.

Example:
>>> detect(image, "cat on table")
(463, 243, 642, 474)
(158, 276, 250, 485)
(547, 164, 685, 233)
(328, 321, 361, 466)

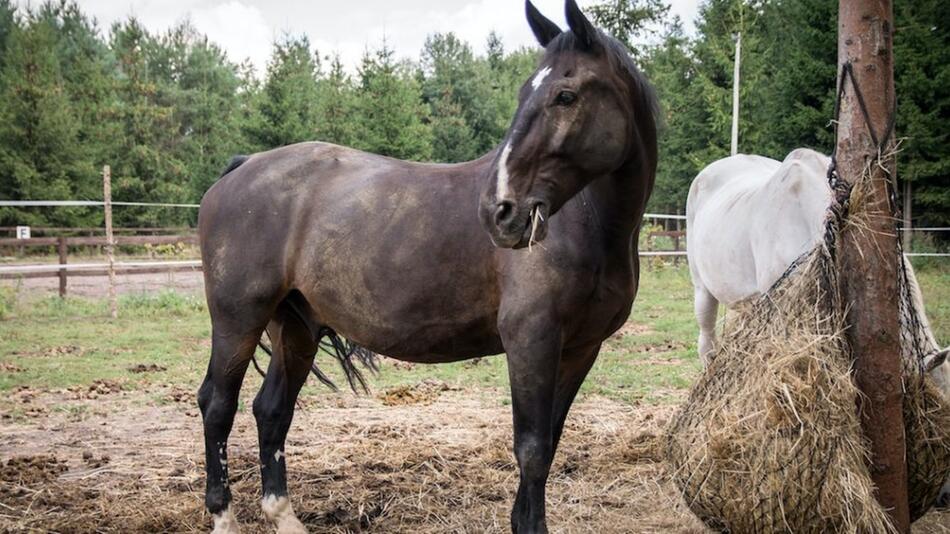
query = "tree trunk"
(836, 1, 909, 531)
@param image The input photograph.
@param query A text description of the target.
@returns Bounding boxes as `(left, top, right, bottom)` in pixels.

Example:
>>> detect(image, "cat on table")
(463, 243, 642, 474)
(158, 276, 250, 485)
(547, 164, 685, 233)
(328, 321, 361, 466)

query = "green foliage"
(893, 0, 950, 229)
(0, 4, 96, 226)
(352, 43, 432, 161)
(0, 0, 946, 232)
(315, 54, 357, 146)
(586, 0, 669, 54)
(250, 35, 322, 149)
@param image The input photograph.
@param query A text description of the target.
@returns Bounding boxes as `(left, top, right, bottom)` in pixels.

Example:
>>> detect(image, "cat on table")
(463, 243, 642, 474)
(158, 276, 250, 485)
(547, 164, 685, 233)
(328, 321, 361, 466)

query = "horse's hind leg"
(254, 304, 317, 534)
(198, 312, 270, 533)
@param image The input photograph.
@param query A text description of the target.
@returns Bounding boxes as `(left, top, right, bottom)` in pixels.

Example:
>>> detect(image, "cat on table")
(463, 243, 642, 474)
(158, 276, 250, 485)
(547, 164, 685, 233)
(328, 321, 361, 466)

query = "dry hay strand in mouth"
(528, 205, 544, 252)
(665, 238, 950, 533)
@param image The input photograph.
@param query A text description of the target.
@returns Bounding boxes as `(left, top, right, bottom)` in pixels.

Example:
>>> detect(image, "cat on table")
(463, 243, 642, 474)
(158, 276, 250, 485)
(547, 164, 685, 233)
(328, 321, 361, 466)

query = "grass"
(0, 264, 946, 407)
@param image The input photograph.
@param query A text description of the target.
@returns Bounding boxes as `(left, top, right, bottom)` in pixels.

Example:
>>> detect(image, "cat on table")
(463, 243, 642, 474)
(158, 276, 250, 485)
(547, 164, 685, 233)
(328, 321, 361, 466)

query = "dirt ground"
(0, 383, 707, 533)
(0, 382, 947, 533)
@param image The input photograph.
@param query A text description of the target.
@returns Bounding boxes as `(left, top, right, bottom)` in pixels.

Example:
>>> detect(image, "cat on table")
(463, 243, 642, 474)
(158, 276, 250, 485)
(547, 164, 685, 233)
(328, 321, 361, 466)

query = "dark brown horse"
(197, 1, 657, 532)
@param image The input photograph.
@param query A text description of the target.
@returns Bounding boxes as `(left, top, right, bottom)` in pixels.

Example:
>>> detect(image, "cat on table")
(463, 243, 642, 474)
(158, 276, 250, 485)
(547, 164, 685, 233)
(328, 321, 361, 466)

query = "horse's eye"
(555, 90, 577, 106)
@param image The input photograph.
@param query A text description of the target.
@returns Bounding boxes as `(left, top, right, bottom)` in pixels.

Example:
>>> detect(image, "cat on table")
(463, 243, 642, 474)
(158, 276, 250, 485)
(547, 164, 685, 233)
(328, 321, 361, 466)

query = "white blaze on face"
(532, 66, 552, 91)
(496, 142, 513, 200)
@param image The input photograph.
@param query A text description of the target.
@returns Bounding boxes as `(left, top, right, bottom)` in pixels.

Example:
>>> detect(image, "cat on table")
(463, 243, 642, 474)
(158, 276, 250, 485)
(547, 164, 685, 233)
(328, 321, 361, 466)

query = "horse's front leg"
(502, 313, 562, 534)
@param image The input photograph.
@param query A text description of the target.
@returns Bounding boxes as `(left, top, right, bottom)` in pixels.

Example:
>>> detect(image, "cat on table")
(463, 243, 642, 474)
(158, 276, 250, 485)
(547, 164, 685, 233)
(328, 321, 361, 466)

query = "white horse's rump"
(686, 149, 831, 364)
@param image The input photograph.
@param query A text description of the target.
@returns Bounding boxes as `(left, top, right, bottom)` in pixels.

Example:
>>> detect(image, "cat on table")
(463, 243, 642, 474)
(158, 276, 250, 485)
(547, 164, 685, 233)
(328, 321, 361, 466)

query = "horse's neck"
(585, 166, 651, 255)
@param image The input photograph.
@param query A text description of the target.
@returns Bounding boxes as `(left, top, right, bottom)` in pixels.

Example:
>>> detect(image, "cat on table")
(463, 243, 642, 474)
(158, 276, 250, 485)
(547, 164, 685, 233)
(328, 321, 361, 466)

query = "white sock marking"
(211, 505, 240, 534)
(274, 449, 284, 463)
(532, 66, 552, 90)
(497, 142, 513, 200)
(262, 495, 307, 534)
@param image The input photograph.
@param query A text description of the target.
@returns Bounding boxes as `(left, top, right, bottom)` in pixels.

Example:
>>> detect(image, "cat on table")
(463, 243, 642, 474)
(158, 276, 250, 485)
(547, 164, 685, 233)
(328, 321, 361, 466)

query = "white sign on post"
(15, 226, 30, 239)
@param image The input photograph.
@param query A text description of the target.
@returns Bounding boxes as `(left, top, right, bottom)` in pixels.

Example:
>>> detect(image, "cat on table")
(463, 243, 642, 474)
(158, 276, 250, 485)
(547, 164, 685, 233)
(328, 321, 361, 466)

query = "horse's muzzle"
(482, 200, 549, 249)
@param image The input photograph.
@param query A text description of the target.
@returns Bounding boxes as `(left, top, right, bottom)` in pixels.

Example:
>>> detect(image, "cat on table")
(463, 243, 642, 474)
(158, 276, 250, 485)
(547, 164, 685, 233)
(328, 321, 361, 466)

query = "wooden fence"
(0, 234, 199, 296)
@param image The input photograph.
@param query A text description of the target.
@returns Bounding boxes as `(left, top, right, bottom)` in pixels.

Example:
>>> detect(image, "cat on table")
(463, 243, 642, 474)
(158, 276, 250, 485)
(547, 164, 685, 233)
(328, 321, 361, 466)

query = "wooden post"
(57, 236, 67, 297)
(103, 165, 118, 319)
(836, 1, 908, 531)
(902, 179, 912, 252)
(731, 32, 741, 156)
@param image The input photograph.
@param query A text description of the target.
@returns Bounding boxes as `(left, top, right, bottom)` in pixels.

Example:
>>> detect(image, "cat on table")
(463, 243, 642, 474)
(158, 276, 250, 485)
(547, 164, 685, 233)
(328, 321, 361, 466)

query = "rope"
(0, 200, 200, 208)
(825, 60, 935, 379)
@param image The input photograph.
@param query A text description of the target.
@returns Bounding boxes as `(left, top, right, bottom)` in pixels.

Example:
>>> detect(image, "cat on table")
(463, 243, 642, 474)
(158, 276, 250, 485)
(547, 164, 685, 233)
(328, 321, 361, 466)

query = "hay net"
(664, 172, 950, 533)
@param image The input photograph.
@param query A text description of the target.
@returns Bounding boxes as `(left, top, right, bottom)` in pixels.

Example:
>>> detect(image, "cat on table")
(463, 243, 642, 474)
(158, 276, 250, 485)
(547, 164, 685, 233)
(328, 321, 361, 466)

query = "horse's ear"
(925, 347, 949, 373)
(565, 0, 596, 49)
(526, 0, 561, 48)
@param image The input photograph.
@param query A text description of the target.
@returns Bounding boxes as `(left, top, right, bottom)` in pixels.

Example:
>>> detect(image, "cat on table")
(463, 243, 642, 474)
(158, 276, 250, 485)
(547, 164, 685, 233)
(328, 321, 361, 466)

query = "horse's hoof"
(211, 505, 241, 534)
(262, 495, 308, 534)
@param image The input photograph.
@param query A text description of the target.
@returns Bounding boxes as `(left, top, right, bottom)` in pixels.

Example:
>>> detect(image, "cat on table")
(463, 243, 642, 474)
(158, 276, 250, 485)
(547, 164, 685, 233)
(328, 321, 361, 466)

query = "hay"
(665, 169, 950, 531)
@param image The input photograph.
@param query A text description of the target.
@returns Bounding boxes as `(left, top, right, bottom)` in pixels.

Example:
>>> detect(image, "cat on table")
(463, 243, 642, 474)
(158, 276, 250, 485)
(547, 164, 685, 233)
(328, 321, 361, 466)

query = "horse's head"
(479, 0, 656, 249)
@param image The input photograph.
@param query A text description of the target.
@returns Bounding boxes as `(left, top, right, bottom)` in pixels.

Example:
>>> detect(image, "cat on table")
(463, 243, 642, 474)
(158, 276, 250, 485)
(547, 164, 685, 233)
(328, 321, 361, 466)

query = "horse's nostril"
(494, 201, 515, 226)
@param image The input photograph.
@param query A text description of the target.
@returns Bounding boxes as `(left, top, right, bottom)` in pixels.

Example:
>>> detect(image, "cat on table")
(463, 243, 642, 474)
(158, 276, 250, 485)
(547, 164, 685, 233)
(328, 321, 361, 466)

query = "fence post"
(57, 236, 67, 297)
(902, 179, 912, 252)
(836, 0, 908, 530)
(103, 165, 118, 319)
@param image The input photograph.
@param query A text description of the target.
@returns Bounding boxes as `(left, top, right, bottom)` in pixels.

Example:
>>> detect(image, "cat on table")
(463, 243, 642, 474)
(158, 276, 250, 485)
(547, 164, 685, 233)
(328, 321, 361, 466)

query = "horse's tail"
(254, 325, 378, 394)
(315, 329, 379, 393)
(220, 155, 250, 178)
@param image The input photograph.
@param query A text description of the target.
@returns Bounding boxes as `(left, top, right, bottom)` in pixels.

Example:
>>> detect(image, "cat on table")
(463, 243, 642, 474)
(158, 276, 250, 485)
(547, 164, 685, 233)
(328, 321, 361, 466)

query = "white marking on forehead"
(496, 143, 513, 200)
(532, 66, 552, 91)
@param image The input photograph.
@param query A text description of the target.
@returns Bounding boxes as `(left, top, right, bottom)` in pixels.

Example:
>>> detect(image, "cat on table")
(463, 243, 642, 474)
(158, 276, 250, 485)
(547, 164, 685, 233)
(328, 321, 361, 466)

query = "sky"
(31, 0, 701, 75)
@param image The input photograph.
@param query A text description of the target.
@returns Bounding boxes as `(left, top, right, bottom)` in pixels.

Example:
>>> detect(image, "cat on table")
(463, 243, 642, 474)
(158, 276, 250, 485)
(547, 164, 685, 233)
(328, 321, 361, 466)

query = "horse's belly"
(296, 260, 503, 362)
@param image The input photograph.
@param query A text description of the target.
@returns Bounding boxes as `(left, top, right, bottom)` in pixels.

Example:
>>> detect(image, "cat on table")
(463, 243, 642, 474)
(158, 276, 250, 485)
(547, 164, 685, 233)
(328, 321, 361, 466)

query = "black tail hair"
(220, 155, 250, 177)
(255, 330, 378, 393)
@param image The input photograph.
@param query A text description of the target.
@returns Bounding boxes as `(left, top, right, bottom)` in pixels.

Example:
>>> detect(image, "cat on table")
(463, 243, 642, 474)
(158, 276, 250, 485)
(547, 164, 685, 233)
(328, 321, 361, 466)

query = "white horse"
(686, 148, 950, 505)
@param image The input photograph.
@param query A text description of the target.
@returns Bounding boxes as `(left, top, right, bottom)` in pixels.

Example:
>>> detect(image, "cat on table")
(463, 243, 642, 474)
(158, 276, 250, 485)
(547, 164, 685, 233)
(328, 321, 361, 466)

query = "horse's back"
(687, 149, 831, 305)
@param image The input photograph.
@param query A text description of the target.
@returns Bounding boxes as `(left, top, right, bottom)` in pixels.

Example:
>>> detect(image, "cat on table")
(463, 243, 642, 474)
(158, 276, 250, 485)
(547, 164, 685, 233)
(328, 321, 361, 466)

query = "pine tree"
(156, 22, 244, 201)
(251, 35, 322, 149)
(0, 0, 16, 73)
(109, 19, 188, 226)
(421, 33, 481, 161)
(429, 92, 478, 162)
(893, 0, 950, 228)
(586, 0, 669, 54)
(642, 19, 710, 213)
(315, 54, 357, 146)
(756, 0, 836, 158)
(353, 43, 432, 161)
(0, 9, 90, 226)
(689, 0, 771, 159)
(42, 2, 118, 213)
